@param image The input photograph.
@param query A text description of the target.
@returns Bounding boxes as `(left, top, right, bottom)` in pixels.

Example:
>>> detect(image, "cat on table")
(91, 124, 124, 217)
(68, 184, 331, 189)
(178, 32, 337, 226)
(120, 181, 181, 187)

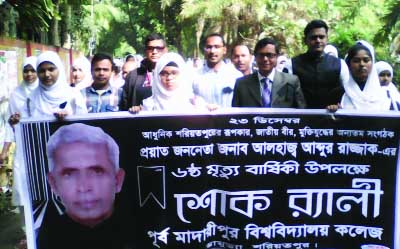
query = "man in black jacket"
(119, 34, 168, 110)
(284, 20, 349, 108)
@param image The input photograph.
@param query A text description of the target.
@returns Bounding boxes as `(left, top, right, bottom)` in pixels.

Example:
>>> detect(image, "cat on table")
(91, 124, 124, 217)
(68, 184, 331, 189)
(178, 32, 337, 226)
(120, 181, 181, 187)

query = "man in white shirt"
(193, 33, 242, 108)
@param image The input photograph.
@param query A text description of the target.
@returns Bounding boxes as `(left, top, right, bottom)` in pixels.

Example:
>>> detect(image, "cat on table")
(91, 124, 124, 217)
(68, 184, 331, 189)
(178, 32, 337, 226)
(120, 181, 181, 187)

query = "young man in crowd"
(119, 33, 168, 110)
(231, 43, 253, 76)
(82, 53, 122, 112)
(284, 20, 349, 108)
(193, 33, 242, 108)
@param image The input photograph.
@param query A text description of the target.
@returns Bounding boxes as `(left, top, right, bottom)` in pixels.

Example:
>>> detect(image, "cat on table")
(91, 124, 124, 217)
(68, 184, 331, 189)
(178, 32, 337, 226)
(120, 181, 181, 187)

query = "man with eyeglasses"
(193, 33, 242, 108)
(232, 38, 306, 108)
(284, 19, 349, 108)
(119, 33, 168, 110)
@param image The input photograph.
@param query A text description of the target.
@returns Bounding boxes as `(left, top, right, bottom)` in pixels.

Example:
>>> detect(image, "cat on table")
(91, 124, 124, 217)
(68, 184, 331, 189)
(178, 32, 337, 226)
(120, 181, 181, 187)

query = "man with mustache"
(38, 123, 127, 249)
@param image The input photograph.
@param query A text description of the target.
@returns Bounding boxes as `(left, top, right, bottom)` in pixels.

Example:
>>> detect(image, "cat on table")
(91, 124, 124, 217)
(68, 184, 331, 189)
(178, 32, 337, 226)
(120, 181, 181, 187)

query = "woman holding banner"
(327, 41, 390, 111)
(21, 51, 87, 119)
(129, 52, 208, 113)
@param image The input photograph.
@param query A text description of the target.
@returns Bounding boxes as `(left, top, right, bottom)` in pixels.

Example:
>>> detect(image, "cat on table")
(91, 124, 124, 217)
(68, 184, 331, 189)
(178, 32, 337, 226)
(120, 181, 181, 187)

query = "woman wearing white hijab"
(336, 41, 390, 111)
(2, 56, 39, 156)
(375, 61, 400, 110)
(71, 56, 92, 89)
(23, 51, 87, 118)
(1, 56, 39, 205)
(129, 52, 206, 112)
(324, 44, 339, 58)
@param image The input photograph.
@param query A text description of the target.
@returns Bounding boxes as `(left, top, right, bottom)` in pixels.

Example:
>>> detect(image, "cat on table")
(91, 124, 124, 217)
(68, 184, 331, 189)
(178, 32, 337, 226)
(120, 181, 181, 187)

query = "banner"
(17, 110, 400, 249)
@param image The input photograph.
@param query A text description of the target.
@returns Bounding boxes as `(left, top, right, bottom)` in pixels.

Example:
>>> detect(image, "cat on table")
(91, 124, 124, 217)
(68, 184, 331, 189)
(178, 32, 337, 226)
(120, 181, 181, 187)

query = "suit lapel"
(271, 71, 284, 103)
(248, 73, 263, 106)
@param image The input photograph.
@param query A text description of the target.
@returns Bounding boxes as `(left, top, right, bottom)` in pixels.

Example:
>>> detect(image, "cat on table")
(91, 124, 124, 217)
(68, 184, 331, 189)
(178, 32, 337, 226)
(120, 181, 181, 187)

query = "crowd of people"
(0, 18, 399, 218)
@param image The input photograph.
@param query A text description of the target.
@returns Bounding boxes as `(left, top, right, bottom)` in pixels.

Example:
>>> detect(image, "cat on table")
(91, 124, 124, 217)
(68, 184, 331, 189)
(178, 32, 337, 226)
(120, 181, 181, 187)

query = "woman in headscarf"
(327, 41, 390, 111)
(375, 61, 400, 110)
(22, 51, 87, 118)
(324, 44, 339, 58)
(129, 52, 206, 112)
(2, 56, 39, 160)
(0, 56, 38, 206)
(71, 56, 92, 89)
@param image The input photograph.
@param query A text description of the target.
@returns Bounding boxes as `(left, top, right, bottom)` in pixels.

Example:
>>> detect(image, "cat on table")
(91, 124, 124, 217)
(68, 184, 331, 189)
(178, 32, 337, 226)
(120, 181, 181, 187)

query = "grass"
(0, 195, 26, 249)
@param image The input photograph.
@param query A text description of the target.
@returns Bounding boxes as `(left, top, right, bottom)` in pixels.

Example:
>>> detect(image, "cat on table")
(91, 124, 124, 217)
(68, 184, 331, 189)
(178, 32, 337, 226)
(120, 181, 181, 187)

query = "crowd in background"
(0, 19, 399, 217)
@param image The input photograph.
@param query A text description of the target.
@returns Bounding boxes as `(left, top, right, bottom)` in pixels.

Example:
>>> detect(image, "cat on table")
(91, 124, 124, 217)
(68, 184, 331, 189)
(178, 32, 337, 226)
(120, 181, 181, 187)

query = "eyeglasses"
(256, 53, 277, 59)
(204, 45, 224, 51)
(379, 72, 392, 77)
(159, 70, 179, 78)
(146, 46, 165, 52)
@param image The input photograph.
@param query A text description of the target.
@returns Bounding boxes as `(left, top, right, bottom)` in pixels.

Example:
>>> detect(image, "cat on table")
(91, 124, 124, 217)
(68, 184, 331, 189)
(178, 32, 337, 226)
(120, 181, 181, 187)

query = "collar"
(305, 51, 325, 62)
(257, 68, 275, 83)
(203, 61, 227, 73)
(89, 84, 113, 93)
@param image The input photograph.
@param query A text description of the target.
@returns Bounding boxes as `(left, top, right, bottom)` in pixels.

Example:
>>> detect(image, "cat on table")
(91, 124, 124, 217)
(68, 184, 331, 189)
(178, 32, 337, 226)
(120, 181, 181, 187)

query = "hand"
(0, 152, 7, 165)
(326, 103, 341, 112)
(206, 103, 220, 111)
(54, 110, 69, 120)
(128, 106, 142, 114)
(8, 113, 21, 126)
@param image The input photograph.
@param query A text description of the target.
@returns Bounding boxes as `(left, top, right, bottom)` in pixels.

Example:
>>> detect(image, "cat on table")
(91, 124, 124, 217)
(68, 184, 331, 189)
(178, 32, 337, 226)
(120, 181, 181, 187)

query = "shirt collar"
(89, 84, 113, 93)
(203, 61, 227, 73)
(257, 68, 275, 82)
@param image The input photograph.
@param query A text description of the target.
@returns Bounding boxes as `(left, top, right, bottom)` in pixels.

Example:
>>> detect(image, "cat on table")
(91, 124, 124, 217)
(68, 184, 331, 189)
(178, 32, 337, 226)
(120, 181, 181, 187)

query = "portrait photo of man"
(46, 123, 125, 227)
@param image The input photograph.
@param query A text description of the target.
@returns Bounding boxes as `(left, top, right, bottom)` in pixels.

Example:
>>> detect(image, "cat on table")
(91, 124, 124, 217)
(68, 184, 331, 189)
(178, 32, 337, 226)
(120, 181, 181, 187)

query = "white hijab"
(27, 51, 87, 117)
(324, 44, 339, 58)
(8, 56, 39, 114)
(341, 40, 390, 111)
(72, 56, 92, 89)
(142, 52, 195, 111)
(376, 61, 400, 110)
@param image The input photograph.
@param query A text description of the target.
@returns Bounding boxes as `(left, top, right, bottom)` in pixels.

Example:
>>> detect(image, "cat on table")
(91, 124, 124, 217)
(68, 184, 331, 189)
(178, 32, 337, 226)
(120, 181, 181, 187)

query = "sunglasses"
(146, 46, 165, 52)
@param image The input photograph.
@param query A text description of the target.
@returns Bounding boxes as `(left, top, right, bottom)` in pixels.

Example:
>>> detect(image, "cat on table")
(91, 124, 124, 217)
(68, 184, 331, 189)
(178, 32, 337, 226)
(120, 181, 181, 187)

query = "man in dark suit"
(119, 33, 168, 110)
(232, 38, 306, 108)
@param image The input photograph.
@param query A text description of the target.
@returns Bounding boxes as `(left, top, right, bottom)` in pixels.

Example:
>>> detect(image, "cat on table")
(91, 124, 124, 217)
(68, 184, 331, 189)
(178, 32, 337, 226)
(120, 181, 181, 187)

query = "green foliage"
(2, 0, 400, 67)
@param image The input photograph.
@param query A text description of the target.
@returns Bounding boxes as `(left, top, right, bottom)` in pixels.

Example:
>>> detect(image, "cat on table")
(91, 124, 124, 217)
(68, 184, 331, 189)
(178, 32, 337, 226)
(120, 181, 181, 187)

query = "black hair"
(304, 19, 329, 37)
(91, 52, 113, 69)
(125, 54, 135, 62)
(345, 44, 372, 67)
(254, 38, 279, 55)
(165, 61, 178, 67)
(231, 43, 252, 55)
(204, 33, 226, 46)
(144, 33, 166, 47)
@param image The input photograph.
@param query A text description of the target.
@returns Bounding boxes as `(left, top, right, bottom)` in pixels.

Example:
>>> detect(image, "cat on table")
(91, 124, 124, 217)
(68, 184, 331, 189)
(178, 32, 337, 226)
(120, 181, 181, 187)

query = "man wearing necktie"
(232, 38, 307, 108)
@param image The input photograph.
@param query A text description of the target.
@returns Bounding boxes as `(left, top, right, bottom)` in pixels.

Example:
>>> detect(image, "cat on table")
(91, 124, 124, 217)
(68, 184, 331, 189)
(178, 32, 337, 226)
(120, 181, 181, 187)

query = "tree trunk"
(195, 17, 205, 58)
(61, 4, 72, 48)
(49, 2, 60, 46)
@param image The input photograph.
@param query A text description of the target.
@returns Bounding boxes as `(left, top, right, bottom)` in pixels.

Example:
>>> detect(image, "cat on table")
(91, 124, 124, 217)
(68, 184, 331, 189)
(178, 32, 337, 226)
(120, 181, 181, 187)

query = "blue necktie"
(262, 78, 271, 107)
